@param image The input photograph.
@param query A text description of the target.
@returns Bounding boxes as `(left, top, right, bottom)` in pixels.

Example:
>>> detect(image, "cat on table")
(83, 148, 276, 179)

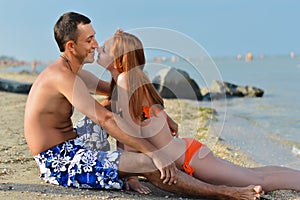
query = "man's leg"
(75, 116, 110, 151)
(118, 151, 263, 200)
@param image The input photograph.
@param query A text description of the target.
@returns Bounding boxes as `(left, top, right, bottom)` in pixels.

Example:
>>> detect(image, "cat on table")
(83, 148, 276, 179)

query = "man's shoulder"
(41, 62, 75, 82)
(32, 63, 75, 94)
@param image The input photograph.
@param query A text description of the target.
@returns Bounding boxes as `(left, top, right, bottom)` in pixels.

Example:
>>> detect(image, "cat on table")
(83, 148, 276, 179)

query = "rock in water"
(203, 80, 264, 100)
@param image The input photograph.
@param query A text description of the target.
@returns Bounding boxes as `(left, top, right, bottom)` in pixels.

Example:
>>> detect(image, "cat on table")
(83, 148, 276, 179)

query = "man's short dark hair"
(54, 12, 91, 52)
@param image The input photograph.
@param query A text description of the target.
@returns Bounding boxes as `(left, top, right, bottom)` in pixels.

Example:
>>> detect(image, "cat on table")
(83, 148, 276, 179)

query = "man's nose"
(93, 39, 99, 48)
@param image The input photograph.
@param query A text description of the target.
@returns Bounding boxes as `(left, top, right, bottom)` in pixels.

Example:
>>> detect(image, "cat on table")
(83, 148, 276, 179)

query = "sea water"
(159, 55, 300, 168)
(3, 55, 300, 168)
(192, 55, 299, 168)
(212, 56, 300, 167)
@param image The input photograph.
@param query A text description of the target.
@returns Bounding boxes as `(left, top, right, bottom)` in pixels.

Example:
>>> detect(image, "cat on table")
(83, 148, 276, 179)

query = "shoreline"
(0, 71, 299, 199)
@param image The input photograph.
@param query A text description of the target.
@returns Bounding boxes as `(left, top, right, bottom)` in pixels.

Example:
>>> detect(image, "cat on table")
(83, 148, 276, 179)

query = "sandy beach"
(0, 71, 299, 199)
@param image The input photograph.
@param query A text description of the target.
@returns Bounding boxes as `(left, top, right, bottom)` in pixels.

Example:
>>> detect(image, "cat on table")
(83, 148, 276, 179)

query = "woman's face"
(97, 36, 114, 70)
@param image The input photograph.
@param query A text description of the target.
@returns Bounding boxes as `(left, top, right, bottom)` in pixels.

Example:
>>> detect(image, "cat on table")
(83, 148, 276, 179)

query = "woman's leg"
(118, 151, 263, 200)
(250, 166, 300, 191)
(191, 146, 300, 192)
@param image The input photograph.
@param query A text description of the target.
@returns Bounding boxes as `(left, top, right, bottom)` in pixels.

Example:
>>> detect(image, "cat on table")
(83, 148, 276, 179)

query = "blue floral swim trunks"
(34, 116, 124, 189)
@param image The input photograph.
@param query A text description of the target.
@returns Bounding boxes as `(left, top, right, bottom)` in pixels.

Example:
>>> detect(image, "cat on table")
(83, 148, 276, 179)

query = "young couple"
(23, 11, 298, 200)
(96, 28, 300, 194)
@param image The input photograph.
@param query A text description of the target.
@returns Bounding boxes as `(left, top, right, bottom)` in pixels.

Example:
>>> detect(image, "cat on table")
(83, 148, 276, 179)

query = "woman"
(97, 29, 300, 194)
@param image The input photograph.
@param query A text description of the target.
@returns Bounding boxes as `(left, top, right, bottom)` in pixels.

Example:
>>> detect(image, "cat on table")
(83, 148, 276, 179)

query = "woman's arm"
(166, 114, 178, 137)
(146, 104, 179, 138)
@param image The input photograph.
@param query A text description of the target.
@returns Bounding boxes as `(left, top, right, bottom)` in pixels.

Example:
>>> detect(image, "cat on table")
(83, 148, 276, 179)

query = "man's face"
(73, 23, 98, 63)
(83, 51, 95, 64)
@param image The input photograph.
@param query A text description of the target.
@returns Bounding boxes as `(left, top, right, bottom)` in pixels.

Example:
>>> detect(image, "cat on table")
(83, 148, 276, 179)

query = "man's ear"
(65, 40, 75, 52)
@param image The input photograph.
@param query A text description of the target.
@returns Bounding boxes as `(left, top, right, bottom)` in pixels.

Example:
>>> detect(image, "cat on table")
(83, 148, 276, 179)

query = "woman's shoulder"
(116, 72, 129, 91)
(116, 72, 128, 85)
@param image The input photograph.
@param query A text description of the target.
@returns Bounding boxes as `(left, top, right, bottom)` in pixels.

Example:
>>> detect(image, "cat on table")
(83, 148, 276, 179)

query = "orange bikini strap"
(143, 106, 151, 119)
(143, 106, 164, 119)
(182, 138, 203, 176)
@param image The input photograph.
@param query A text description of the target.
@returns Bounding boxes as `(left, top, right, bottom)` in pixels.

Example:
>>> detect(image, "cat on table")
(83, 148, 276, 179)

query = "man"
(24, 11, 262, 199)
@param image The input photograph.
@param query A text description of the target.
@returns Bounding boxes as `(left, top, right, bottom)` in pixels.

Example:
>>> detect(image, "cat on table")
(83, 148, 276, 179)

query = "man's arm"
(78, 69, 110, 95)
(100, 98, 112, 111)
(59, 72, 177, 184)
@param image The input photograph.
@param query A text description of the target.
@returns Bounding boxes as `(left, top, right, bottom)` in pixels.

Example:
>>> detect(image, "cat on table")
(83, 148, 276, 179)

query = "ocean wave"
(292, 145, 300, 157)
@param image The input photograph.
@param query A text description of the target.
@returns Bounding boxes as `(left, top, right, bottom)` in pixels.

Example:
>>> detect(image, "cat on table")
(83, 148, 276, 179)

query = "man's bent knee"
(119, 151, 156, 176)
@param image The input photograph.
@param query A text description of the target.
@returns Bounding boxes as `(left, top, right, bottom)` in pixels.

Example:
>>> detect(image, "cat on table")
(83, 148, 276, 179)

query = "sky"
(0, 0, 299, 62)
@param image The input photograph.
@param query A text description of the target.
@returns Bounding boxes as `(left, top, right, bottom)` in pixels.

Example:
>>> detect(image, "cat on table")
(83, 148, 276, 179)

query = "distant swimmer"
(290, 51, 295, 59)
(237, 54, 242, 60)
(246, 52, 253, 62)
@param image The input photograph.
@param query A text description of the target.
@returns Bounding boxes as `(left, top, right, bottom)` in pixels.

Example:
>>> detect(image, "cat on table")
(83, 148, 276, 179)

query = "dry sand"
(0, 71, 299, 199)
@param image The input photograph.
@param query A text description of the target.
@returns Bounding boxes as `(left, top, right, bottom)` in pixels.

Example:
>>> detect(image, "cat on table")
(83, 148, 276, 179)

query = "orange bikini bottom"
(181, 138, 204, 176)
(142, 107, 203, 176)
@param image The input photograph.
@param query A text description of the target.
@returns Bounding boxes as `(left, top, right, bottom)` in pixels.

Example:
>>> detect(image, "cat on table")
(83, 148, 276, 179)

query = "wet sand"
(0, 71, 299, 199)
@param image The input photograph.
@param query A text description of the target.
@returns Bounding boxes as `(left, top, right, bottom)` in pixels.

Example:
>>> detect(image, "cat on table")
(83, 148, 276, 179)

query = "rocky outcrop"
(151, 68, 264, 101)
(152, 68, 203, 101)
(0, 78, 32, 94)
(202, 80, 264, 100)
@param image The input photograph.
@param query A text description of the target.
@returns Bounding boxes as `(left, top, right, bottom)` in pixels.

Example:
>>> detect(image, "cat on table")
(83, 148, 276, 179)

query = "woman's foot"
(230, 185, 264, 200)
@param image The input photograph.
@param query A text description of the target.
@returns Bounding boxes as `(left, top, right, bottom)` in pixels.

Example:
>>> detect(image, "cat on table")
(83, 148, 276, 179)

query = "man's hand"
(151, 152, 178, 185)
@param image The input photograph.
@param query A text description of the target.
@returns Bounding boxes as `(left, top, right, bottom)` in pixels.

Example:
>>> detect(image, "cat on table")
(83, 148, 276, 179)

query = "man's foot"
(230, 185, 264, 200)
(125, 176, 151, 194)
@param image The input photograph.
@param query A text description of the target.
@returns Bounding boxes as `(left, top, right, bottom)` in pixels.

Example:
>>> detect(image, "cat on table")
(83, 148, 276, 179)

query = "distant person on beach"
(23, 12, 264, 200)
(96, 29, 300, 194)
(31, 61, 37, 73)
